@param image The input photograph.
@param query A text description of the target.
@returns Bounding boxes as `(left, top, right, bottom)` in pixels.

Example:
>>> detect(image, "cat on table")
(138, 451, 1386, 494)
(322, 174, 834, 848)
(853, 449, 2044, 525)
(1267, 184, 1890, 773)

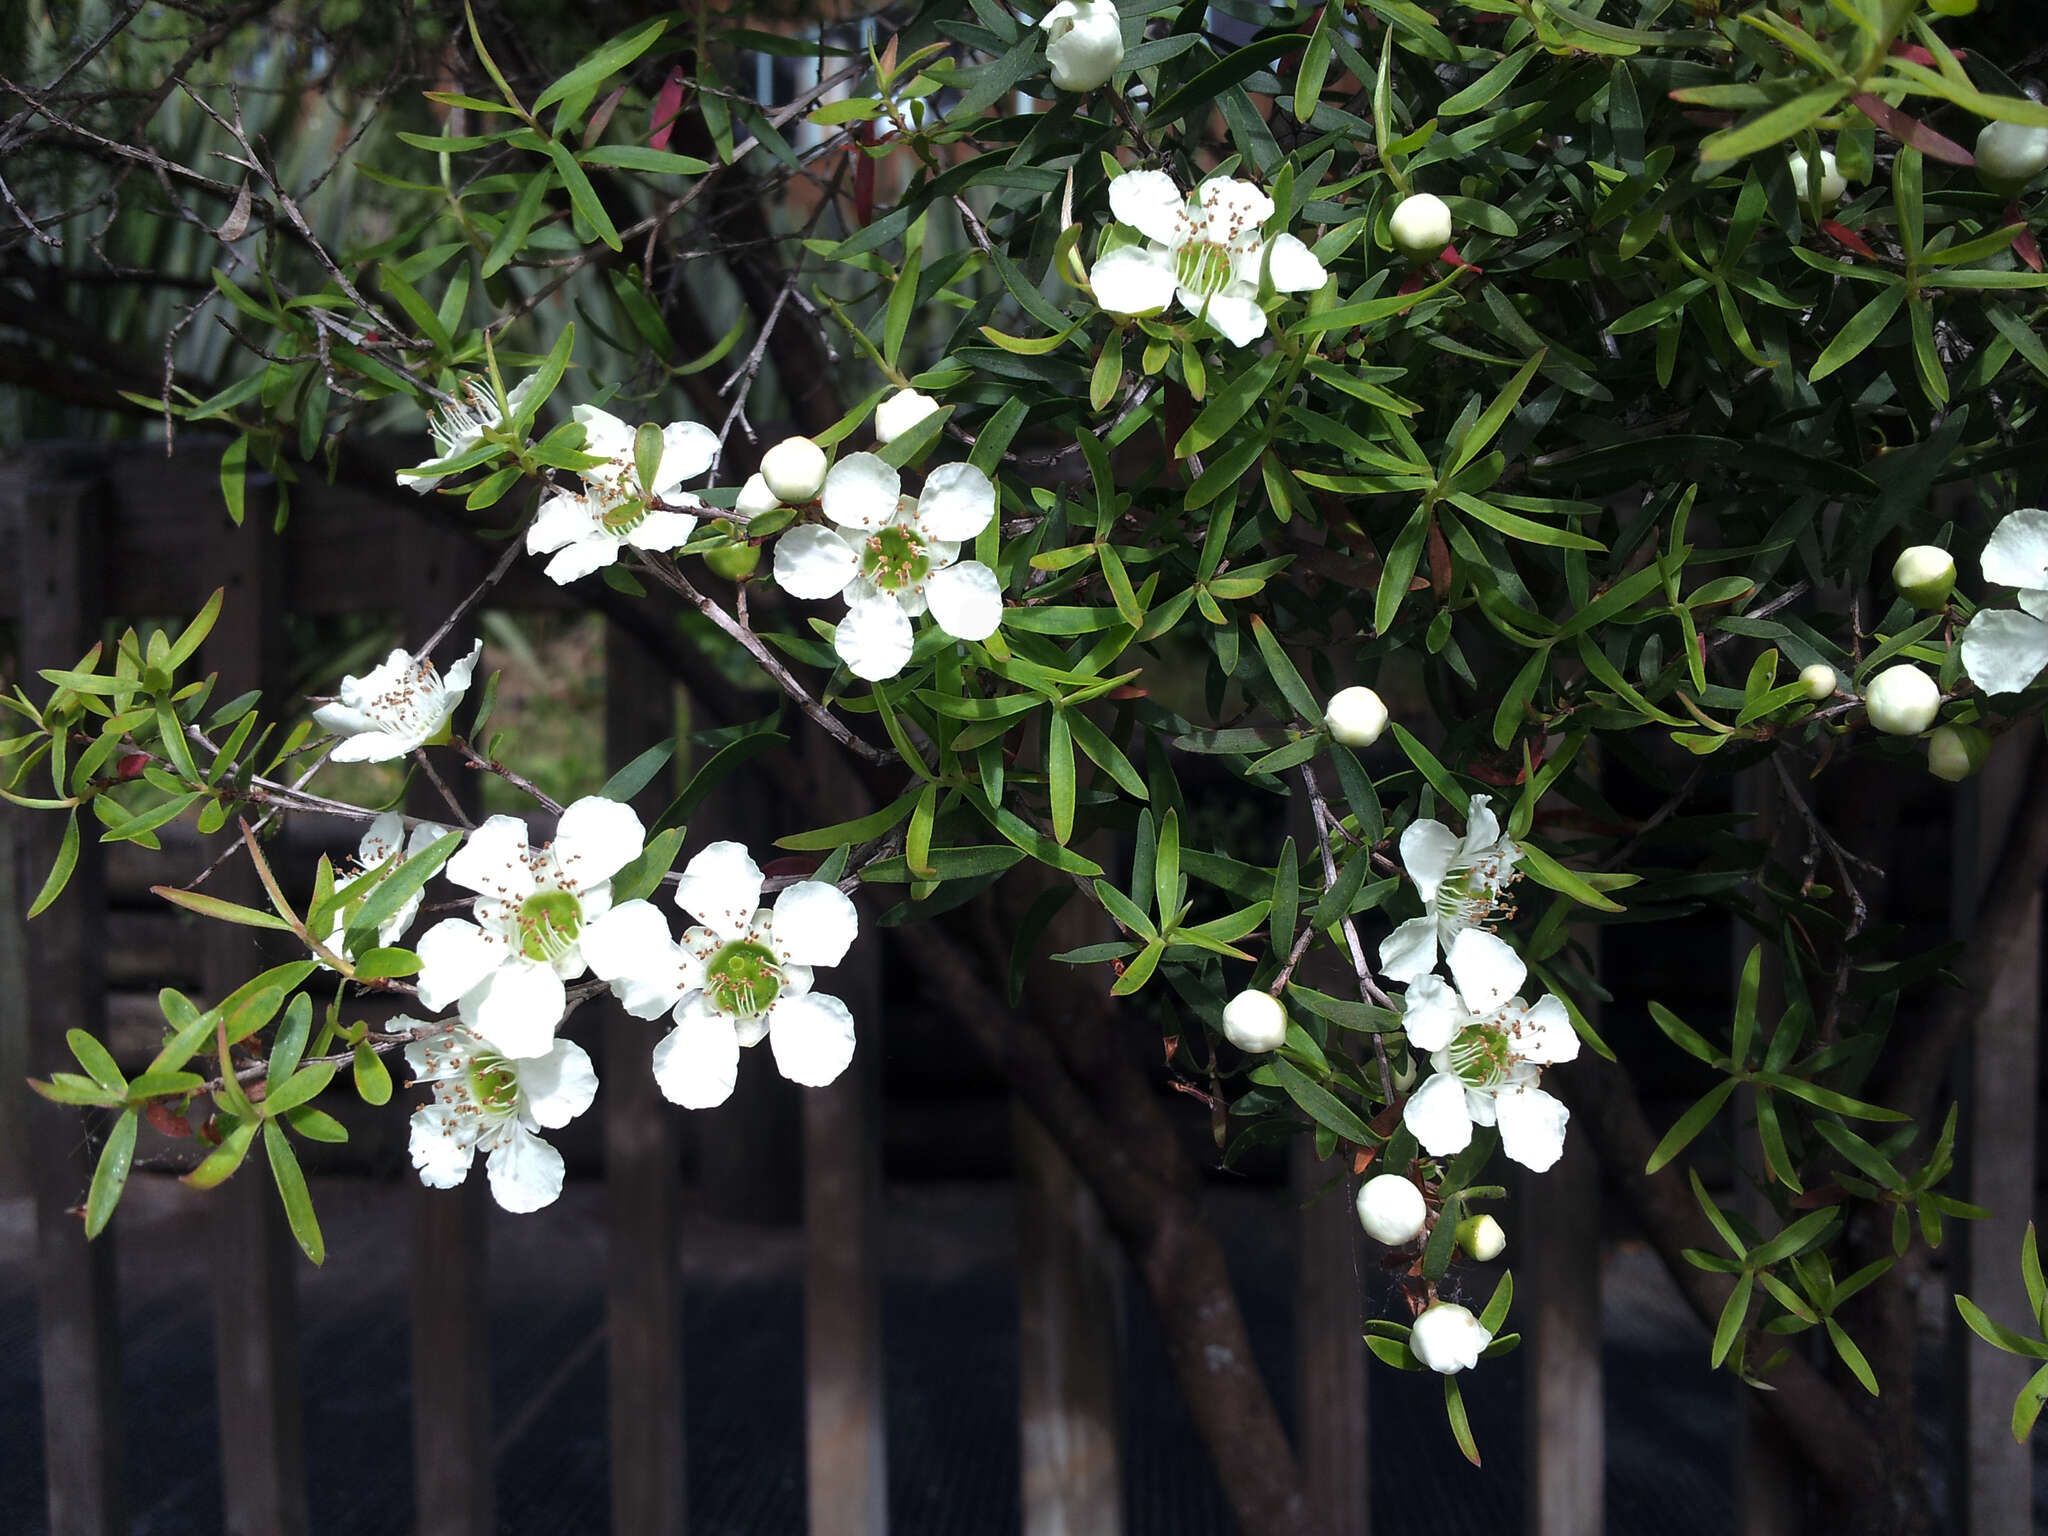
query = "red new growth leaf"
(1824, 221, 1879, 262)
(649, 67, 687, 151)
(854, 120, 877, 228)
(1853, 94, 1974, 166)
(117, 752, 149, 779)
(145, 1100, 195, 1139)
(2008, 209, 2044, 273)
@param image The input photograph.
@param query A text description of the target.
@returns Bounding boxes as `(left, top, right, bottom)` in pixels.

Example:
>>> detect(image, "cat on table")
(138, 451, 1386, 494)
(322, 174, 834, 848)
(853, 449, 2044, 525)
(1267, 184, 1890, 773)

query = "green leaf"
(1811, 283, 1907, 381)
(346, 832, 461, 953)
(1272, 1058, 1374, 1146)
(1955, 1295, 2048, 1360)
(353, 1043, 393, 1106)
(84, 1109, 139, 1238)
(263, 1120, 326, 1265)
(184, 1116, 259, 1189)
(1154, 808, 1181, 924)
(68, 1028, 126, 1093)
(1700, 88, 1845, 164)
(1250, 616, 1321, 724)
(151, 883, 296, 931)
(655, 730, 788, 835)
(545, 140, 622, 251)
(1444, 1374, 1482, 1466)
(1647, 1078, 1738, 1175)
(27, 812, 80, 917)
(611, 825, 685, 904)
(601, 738, 674, 804)
(532, 16, 669, 115)
(353, 947, 421, 981)
(1712, 1269, 1754, 1367)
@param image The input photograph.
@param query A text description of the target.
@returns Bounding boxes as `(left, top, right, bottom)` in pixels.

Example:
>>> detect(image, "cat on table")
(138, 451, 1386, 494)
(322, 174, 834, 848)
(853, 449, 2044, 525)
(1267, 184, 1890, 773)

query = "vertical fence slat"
(17, 462, 126, 1536)
(603, 621, 685, 1536)
(1015, 1103, 1123, 1536)
(206, 484, 310, 1536)
(804, 931, 887, 1536)
(403, 518, 496, 1536)
(1292, 1140, 1367, 1536)
(1523, 1114, 1603, 1535)
(0, 743, 30, 1197)
(1960, 734, 2040, 1536)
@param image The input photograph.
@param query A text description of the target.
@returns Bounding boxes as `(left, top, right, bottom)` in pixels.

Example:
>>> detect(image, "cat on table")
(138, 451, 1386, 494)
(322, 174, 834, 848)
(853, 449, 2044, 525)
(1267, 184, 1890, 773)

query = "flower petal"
(768, 990, 858, 1088)
(1447, 927, 1525, 1015)
(1980, 508, 2048, 591)
(572, 404, 636, 462)
(675, 841, 764, 936)
(580, 899, 675, 982)
(1194, 176, 1275, 243)
(915, 462, 997, 541)
(773, 524, 862, 600)
(651, 993, 742, 1109)
(527, 491, 592, 555)
(1403, 1071, 1474, 1158)
(1109, 169, 1190, 248)
(1400, 975, 1462, 1052)
(414, 919, 507, 1012)
(652, 420, 718, 494)
(441, 639, 484, 698)
(519, 1039, 599, 1129)
(1378, 915, 1441, 986)
(629, 509, 699, 552)
(821, 452, 902, 531)
(1399, 818, 1460, 902)
(312, 702, 379, 740)
(835, 598, 915, 681)
(772, 880, 859, 968)
(326, 730, 417, 764)
(448, 815, 536, 903)
(1463, 794, 1502, 859)
(1494, 1084, 1570, 1172)
(485, 1127, 565, 1213)
(1515, 994, 1580, 1066)
(925, 560, 1004, 642)
(1185, 289, 1268, 347)
(1961, 608, 2048, 695)
(409, 1104, 476, 1189)
(1264, 231, 1327, 294)
(552, 795, 646, 890)
(466, 960, 566, 1059)
(1090, 244, 1178, 317)
(542, 533, 625, 586)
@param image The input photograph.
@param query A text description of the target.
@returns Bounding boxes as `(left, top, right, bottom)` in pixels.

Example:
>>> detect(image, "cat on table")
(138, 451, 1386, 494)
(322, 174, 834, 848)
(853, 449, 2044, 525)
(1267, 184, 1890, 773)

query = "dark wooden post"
(1292, 1140, 1367, 1536)
(0, 775, 29, 1198)
(205, 479, 311, 1536)
(1522, 1105, 1603, 1534)
(1015, 1103, 1123, 1536)
(15, 457, 126, 1536)
(403, 516, 496, 1536)
(1958, 734, 2040, 1535)
(604, 620, 686, 1535)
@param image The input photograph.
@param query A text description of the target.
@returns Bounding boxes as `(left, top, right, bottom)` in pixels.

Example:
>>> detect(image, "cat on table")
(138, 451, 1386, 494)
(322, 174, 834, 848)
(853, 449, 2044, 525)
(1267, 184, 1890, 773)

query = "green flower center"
(1446, 1022, 1513, 1089)
(516, 889, 584, 963)
(600, 495, 651, 534)
(1174, 240, 1235, 298)
(1433, 858, 1516, 931)
(705, 938, 782, 1018)
(468, 1056, 521, 1113)
(861, 524, 930, 593)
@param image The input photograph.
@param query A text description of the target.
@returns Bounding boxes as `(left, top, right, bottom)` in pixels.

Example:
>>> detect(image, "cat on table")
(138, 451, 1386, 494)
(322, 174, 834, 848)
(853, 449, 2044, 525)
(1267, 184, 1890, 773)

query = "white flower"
(405, 1024, 597, 1213)
(1862, 663, 1940, 734)
(1221, 988, 1289, 1053)
(761, 435, 829, 503)
(1399, 929, 1577, 1173)
(1788, 148, 1847, 207)
(874, 389, 942, 446)
(582, 841, 862, 1108)
(1410, 1301, 1492, 1375)
(1378, 793, 1519, 985)
(412, 797, 646, 1059)
(1389, 192, 1453, 259)
(525, 405, 716, 585)
(313, 641, 483, 764)
(1090, 171, 1327, 347)
(1892, 544, 1955, 609)
(771, 453, 1003, 681)
(1961, 509, 2048, 694)
(1323, 685, 1388, 748)
(1041, 0, 1123, 92)
(399, 375, 538, 492)
(1355, 1173, 1426, 1245)
(322, 813, 453, 960)
(1798, 662, 1837, 701)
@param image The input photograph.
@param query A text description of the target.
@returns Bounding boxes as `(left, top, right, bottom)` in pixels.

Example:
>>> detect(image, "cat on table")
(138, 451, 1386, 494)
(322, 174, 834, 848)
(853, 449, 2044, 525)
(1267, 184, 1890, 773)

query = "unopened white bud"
(1355, 1174, 1427, 1245)
(1410, 1301, 1493, 1375)
(1863, 664, 1941, 737)
(1221, 989, 1289, 1054)
(1892, 545, 1956, 609)
(1787, 148, 1847, 207)
(760, 436, 828, 503)
(1390, 192, 1453, 260)
(1798, 663, 1837, 702)
(736, 473, 781, 516)
(1456, 1213, 1506, 1262)
(1927, 723, 1991, 783)
(874, 389, 942, 446)
(1040, 0, 1124, 93)
(1323, 685, 1389, 748)
(1976, 121, 2048, 196)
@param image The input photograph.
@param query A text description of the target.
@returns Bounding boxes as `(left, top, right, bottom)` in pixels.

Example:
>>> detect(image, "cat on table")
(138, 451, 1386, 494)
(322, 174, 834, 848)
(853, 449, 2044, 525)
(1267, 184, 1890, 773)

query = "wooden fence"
(1, 440, 2040, 1535)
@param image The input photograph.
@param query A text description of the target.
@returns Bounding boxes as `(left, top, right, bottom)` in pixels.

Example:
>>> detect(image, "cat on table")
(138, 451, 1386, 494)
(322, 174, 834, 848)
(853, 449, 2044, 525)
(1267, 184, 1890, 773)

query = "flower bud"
(1355, 1174, 1427, 1246)
(1410, 1301, 1493, 1375)
(736, 472, 781, 516)
(1798, 662, 1837, 702)
(1863, 664, 1941, 737)
(1927, 723, 1992, 783)
(1040, 0, 1124, 93)
(1392, 1052, 1419, 1092)
(875, 389, 942, 446)
(1323, 685, 1389, 748)
(1390, 192, 1453, 261)
(1456, 1213, 1506, 1262)
(1976, 121, 2048, 197)
(1892, 545, 1956, 610)
(1787, 148, 1847, 207)
(760, 436, 828, 503)
(1221, 989, 1289, 1054)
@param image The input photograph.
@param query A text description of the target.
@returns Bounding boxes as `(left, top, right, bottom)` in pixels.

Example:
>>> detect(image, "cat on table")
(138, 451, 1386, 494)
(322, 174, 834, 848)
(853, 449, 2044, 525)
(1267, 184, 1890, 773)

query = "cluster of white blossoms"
(313, 641, 483, 763)
(1092, 170, 1327, 347)
(771, 451, 1004, 681)
(528, 404, 718, 584)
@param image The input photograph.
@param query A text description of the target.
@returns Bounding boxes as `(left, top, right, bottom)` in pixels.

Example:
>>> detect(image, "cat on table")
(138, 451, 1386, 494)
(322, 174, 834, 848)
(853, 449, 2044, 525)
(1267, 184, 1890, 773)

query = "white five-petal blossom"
(1090, 170, 1327, 346)
(1040, 0, 1124, 93)
(771, 452, 1004, 681)
(1399, 929, 1578, 1173)
(313, 641, 483, 763)
(1961, 508, 2048, 695)
(399, 375, 539, 492)
(406, 1023, 597, 1213)
(413, 797, 647, 1060)
(526, 404, 717, 585)
(1378, 793, 1521, 984)
(581, 841, 861, 1109)
(321, 813, 454, 961)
